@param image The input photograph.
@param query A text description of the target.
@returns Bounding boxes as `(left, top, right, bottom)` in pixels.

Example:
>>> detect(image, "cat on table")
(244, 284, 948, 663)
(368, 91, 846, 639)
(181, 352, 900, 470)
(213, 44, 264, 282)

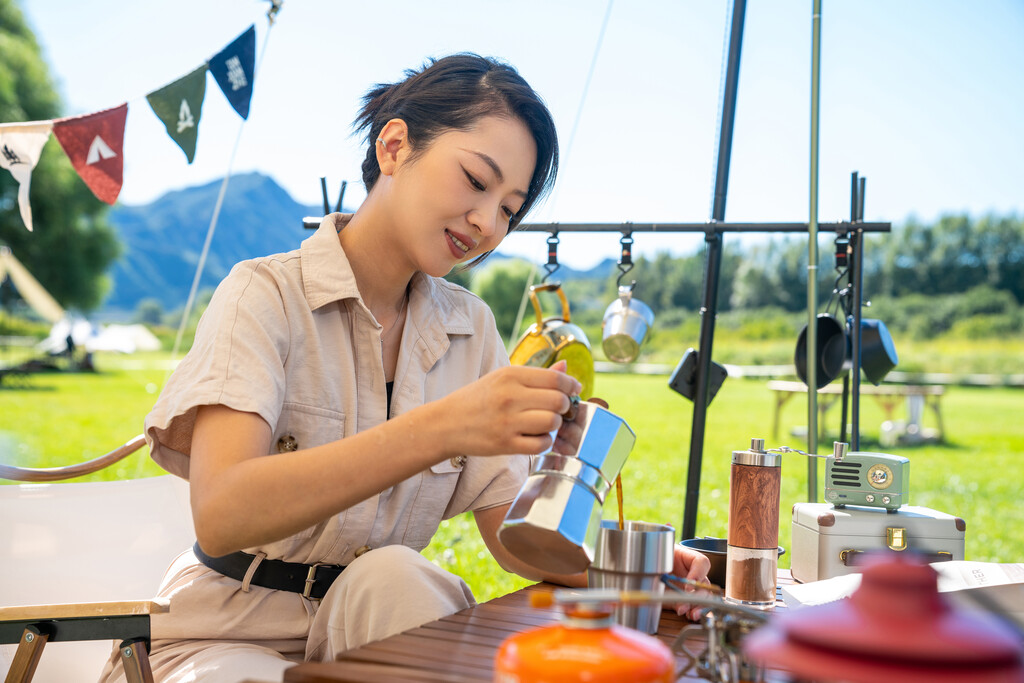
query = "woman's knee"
(339, 544, 468, 596)
(310, 545, 474, 658)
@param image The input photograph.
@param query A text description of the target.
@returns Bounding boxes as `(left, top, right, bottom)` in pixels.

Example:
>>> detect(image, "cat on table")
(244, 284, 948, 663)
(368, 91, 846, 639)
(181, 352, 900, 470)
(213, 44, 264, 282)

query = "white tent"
(37, 321, 162, 355)
(0, 245, 64, 324)
(88, 324, 162, 353)
(35, 316, 96, 355)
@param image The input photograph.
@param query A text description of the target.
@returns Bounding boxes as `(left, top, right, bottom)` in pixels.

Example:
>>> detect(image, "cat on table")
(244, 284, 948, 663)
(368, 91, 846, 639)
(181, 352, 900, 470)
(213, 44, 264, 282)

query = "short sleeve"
(145, 259, 293, 478)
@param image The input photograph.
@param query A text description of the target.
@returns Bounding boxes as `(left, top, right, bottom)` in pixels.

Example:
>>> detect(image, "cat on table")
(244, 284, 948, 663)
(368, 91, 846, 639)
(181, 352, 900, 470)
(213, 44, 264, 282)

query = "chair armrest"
(0, 435, 147, 482)
(0, 599, 169, 621)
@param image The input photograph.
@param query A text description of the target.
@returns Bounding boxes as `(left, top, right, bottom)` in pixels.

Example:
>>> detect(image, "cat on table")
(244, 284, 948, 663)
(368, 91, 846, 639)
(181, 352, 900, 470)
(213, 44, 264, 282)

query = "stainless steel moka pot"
(498, 400, 636, 575)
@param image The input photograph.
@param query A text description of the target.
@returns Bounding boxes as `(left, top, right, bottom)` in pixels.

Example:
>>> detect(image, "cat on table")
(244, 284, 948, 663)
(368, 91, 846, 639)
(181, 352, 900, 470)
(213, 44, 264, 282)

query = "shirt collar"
(300, 213, 477, 338)
(300, 214, 361, 310)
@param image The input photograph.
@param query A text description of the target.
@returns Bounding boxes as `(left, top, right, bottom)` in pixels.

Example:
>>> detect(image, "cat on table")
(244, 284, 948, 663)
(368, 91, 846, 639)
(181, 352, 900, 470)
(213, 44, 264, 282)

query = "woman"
(102, 53, 709, 682)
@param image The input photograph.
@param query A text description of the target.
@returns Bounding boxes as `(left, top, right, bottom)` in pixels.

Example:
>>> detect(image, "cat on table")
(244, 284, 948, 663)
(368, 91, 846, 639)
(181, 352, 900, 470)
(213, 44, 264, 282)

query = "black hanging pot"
(858, 318, 898, 385)
(794, 314, 849, 389)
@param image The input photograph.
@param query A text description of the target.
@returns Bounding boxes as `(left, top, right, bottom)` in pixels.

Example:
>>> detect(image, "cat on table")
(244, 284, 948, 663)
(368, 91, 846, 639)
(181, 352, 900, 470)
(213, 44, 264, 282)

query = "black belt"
(193, 542, 346, 600)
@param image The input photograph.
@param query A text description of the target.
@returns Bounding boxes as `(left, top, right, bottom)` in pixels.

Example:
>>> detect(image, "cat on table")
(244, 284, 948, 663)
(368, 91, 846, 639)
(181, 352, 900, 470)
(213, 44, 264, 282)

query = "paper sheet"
(781, 561, 1024, 620)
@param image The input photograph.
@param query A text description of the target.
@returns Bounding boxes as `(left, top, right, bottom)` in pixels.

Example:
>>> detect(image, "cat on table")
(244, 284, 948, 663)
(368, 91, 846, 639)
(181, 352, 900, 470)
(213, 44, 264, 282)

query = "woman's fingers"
(671, 546, 713, 620)
(443, 364, 585, 457)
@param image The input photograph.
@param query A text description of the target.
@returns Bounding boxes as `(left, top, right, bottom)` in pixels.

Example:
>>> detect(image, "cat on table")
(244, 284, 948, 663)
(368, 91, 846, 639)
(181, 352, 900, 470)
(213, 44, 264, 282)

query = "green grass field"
(1, 351, 1022, 603)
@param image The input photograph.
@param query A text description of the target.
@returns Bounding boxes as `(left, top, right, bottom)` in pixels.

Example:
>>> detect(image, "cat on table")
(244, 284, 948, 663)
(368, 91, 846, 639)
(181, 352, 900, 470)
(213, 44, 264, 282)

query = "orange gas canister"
(494, 607, 674, 683)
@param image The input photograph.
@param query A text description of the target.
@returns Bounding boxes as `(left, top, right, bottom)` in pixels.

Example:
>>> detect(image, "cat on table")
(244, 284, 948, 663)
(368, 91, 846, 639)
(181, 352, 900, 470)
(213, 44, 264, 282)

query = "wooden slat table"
(285, 576, 792, 682)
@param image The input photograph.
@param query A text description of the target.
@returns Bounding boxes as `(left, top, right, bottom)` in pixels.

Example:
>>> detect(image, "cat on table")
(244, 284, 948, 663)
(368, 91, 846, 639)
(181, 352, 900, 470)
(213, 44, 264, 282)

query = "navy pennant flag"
(209, 25, 256, 120)
(146, 66, 208, 163)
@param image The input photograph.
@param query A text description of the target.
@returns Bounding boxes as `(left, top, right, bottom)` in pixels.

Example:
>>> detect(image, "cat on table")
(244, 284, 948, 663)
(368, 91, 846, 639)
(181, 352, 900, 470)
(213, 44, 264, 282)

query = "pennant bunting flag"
(146, 65, 208, 163)
(0, 121, 54, 231)
(209, 25, 256, 120)
(2, 23, 262, 227)
(53, 103, 128, 205)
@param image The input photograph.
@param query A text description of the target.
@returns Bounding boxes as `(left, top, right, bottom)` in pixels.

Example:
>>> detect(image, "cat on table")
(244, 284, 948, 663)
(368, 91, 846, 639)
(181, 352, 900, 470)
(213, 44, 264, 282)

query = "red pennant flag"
(53, 103, 128, 205)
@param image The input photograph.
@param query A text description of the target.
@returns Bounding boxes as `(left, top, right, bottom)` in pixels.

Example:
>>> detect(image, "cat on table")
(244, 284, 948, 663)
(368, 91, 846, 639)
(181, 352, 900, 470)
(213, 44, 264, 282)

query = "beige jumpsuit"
(101, 215, 529, 682)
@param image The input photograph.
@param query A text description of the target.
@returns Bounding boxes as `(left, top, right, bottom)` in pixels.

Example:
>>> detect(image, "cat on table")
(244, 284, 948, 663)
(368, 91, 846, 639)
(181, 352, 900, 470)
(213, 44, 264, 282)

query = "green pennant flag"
(146, 66, 207, 163)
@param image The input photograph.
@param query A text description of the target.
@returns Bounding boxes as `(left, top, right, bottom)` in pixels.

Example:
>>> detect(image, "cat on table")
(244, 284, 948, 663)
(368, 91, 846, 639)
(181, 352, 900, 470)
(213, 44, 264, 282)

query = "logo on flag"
(53, 103, 128, 205)
(225, 57, 248, 91)
(2, 145, 25, 165)
(178, 100, 195, 133)
(209, 25, 256, 120)
(0, 121, 54, 231)
(146, 66, 207, 163)
(86, 136, 117, 164)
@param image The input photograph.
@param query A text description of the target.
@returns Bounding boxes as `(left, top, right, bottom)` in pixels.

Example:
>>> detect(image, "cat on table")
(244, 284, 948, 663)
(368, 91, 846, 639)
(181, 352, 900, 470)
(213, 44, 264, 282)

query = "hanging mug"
(601, 285, 655, 363)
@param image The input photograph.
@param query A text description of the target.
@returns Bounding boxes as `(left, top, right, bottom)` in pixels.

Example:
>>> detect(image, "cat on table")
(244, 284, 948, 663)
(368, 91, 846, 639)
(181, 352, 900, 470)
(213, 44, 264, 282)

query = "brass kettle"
(508, 282, 594, 399)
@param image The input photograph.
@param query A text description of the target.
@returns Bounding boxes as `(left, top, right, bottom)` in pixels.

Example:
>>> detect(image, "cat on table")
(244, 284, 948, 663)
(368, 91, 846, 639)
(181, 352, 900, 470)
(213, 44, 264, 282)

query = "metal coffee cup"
(601, 285, 654, 363)
(498, 401, 636, 575)
(588, 520, 675, 634)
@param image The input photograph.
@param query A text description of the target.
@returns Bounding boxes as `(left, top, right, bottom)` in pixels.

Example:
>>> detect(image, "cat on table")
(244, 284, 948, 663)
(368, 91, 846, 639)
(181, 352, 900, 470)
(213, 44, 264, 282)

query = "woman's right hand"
(438, 362, 582, 458)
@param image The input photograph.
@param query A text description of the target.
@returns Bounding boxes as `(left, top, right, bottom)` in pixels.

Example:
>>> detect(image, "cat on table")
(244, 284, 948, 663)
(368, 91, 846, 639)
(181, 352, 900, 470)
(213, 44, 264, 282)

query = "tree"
(133, 298, 164, 326)
(472, 258, 535, 342)
(0, 0, 120, 311)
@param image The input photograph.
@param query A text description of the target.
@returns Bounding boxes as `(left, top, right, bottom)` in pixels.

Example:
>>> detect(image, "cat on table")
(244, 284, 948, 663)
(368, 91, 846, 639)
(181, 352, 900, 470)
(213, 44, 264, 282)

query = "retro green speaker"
(825, 449, 909, 511)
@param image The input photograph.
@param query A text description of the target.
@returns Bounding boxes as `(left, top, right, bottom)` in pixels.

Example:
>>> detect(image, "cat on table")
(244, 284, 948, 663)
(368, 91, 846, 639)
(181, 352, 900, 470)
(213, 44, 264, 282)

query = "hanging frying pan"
(794, 314, 849, 389)
(795, 315, 899, 388)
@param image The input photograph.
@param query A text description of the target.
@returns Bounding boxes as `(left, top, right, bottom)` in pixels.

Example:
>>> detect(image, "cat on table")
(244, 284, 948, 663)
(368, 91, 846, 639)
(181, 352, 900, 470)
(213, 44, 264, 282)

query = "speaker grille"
(830, 462, 862, 488)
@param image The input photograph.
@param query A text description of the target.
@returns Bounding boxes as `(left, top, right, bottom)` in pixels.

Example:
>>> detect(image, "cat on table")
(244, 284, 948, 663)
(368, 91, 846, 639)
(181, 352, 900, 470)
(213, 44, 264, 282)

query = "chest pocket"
(401, 456, 466, 550)
(257, 403, 346, 556)
(271, 402, 346, 453)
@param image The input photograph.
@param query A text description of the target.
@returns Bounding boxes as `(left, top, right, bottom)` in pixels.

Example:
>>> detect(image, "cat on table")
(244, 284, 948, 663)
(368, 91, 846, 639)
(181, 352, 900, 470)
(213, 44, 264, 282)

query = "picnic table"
(767, 380, 945, 444)
(280, 573, 793, 682)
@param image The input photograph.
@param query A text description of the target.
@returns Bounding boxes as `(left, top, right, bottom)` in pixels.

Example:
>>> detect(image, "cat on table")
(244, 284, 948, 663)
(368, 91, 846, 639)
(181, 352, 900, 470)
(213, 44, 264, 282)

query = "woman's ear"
(376, 118, 409, 177)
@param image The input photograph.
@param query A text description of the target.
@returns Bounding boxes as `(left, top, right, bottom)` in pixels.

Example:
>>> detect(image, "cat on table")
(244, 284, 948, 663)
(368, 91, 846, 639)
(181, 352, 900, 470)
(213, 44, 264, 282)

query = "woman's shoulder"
(212, 248, 304, 298)
(228, 248, 303, 282)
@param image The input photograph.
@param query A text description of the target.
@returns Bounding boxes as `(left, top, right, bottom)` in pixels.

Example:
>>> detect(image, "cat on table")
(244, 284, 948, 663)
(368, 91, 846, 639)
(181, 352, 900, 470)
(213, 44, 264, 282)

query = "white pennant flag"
(0, 121, 54, 232)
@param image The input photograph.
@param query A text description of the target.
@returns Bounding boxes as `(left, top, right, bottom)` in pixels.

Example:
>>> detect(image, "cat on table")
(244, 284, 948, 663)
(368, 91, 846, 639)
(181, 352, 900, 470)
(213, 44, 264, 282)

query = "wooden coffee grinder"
(726, 437, 782, 610)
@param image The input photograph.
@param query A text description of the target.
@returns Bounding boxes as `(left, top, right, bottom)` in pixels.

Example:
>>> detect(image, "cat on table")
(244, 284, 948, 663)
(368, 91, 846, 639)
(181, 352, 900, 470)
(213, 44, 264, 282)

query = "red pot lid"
(746, 626, 1024, 683)
(744, 556, 1024, 682)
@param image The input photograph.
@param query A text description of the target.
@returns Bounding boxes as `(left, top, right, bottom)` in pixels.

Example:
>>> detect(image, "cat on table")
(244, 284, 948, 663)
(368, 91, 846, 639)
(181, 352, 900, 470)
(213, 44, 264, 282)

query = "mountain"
(103, 173, 320, 315)
(480, 252, 618, 283)
(102, 173, 617, 316)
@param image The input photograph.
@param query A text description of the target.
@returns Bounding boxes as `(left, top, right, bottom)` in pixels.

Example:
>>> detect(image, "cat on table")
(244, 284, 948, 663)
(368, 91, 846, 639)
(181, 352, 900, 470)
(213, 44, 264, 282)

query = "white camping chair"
(0, 436, 194, 683)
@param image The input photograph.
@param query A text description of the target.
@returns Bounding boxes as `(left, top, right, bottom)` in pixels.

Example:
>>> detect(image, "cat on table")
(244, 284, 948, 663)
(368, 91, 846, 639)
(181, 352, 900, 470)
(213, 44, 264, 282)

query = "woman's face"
(387, 115, 538, 278)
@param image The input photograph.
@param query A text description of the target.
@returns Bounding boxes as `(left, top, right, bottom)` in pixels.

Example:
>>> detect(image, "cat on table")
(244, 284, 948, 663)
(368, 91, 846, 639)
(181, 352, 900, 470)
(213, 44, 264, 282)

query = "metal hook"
(616, 231, 635, 289)
(541, 232, 560, 284)
(265, 0, 284, 24)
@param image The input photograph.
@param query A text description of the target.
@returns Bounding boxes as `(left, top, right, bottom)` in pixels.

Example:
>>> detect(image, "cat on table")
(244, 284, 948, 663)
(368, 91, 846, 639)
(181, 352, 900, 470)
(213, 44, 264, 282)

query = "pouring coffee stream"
(615, 474, 624, 531)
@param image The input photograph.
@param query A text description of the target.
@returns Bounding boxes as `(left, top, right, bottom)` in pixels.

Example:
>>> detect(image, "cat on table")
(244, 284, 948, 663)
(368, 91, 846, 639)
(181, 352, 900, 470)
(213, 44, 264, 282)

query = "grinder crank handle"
(769, 441, 849, 462)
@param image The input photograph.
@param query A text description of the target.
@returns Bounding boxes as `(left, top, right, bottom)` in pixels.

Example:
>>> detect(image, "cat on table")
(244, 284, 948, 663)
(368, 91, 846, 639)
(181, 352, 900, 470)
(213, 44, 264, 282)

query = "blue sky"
(18, 0, 1024, 268)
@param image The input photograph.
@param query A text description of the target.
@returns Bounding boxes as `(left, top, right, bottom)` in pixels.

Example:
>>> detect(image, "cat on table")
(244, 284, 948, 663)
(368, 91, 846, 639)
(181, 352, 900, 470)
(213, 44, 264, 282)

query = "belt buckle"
(303, 562, 326, 600)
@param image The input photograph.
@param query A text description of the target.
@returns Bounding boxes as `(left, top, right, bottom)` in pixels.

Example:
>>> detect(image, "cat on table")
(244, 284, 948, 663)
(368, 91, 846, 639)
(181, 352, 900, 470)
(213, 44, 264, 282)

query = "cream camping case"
(790, 503, 965, 583)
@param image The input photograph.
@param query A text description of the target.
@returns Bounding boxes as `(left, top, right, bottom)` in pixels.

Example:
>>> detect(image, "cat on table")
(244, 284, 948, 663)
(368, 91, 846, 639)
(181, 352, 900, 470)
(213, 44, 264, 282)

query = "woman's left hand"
(671, 545, 712, 621)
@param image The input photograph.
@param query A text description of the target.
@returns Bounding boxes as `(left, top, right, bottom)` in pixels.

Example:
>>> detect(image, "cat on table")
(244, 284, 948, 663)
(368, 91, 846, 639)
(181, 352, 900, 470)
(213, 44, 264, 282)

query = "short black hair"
(354, 53, 558, 232)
